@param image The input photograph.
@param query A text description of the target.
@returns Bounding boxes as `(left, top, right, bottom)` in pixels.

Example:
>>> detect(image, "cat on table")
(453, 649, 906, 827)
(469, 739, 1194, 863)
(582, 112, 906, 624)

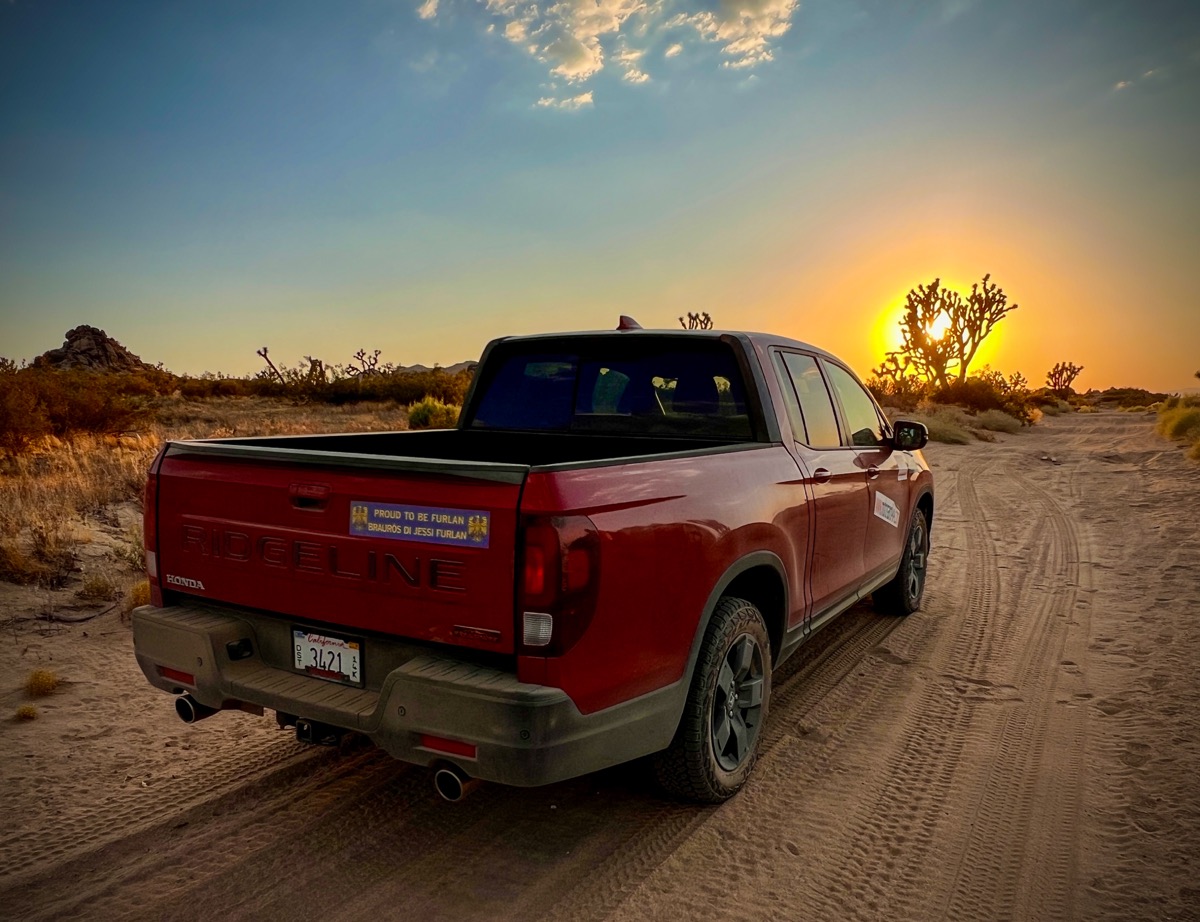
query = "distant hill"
(34, 326, 154, 373)
(402, 361, 477, 376)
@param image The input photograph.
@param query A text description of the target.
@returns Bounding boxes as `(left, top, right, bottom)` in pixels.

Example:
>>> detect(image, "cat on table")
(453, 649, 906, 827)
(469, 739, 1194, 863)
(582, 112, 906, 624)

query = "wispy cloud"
(614, 42, 651, 82)
(536, 90, 595, 109)
(1112, 66, 1168, 92)
(668, 0, 799, 69)
(417, 0, 801, 107)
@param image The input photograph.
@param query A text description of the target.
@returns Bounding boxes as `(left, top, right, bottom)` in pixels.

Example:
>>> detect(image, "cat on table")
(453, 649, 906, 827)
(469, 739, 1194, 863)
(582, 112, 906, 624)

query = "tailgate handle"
(290, 482, 331, 510)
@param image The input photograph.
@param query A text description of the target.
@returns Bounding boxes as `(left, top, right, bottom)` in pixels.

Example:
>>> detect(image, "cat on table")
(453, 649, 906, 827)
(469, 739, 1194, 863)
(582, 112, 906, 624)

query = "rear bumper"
(132, 602, 683, 787)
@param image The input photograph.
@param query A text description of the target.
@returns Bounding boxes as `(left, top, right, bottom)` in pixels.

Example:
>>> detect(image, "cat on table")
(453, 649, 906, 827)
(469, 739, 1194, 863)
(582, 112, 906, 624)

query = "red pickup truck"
(133, 326, 933, 802)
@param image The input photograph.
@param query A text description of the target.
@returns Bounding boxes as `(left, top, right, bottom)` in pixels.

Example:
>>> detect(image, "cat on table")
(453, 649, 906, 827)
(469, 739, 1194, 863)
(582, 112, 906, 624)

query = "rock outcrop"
(35, 326, 152, 372)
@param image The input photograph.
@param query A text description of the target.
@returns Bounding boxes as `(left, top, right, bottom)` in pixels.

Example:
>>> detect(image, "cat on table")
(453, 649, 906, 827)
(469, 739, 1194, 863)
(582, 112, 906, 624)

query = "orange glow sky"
(2, 1, 1198, 392)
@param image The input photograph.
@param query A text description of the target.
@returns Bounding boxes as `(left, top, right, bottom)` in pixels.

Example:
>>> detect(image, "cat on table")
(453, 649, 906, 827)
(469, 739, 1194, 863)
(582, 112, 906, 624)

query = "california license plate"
(293, 629, 363, 687)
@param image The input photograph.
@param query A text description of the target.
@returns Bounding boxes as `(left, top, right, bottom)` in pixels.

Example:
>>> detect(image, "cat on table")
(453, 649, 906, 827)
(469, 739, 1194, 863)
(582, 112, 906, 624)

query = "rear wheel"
(874, 506, 929, 616)
(655, 597, 771, 803)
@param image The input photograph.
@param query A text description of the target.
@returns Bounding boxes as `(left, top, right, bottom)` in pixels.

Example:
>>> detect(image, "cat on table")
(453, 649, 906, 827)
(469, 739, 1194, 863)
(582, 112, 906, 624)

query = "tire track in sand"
(787, 453, 1089, 922)
(0, 729, 323, 887)
(937, 465, 1088, 921)
(795, 454, 1052, 922)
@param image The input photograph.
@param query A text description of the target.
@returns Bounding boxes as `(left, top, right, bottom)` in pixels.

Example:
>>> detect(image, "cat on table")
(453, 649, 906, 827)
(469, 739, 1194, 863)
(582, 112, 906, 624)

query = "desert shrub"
(866, 375, 930, 412)
(1189, 441, 1200, 462)
(1156, 407, 1200, 441)
(179, 373, 253, 399)
(929, 367, 1038, 424)
(15, 705, 38, 721)
(248, 360, 475, 409)
(974, 409, 1022, 433)
(893, 405, 973, 444)
(25, 669, 60, 697)
(78, 573, 118, 602)
(122, 579, 152, 620)
(0, 368, 150, 454)
(407, 397, 460, 430)
(922, 416, 973, 444)
(0, 374, 50, 455)
(0, 541, 44, 585)
(932, 377, 1006, 413)
(1077, 406, 1100, 414)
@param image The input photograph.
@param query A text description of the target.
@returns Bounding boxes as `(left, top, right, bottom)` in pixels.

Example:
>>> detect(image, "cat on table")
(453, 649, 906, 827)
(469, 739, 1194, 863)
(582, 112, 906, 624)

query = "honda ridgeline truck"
(133, 324, 933, 802)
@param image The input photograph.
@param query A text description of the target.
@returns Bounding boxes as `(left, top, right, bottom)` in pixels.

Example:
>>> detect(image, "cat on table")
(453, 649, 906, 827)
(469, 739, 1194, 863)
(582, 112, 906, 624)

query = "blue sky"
(1, 0, 1198, 390)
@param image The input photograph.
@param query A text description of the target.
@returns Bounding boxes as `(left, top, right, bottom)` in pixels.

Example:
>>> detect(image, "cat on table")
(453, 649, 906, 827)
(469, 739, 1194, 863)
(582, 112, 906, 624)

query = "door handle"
(812, 468, 831, 484)
(867, 466, 880, 480)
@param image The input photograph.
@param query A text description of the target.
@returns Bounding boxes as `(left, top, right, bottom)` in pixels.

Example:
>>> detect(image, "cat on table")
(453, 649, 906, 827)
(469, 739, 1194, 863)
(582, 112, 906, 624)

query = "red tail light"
(518, 515, 600, 657)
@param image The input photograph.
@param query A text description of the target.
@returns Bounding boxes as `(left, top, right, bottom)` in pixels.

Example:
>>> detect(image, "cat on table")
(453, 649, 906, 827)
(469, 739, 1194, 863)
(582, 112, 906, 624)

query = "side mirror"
(892, 419, 928, 451)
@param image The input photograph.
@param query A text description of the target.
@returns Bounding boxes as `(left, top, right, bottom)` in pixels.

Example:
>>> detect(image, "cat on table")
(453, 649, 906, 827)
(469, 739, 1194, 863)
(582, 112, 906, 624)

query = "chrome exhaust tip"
(175, 693, 219, 723)
(433, 764, 480, 802)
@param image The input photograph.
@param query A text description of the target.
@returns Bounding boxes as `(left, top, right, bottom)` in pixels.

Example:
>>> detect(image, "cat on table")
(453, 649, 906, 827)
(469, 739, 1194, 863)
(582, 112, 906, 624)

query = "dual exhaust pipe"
(175, 695, 479, 803)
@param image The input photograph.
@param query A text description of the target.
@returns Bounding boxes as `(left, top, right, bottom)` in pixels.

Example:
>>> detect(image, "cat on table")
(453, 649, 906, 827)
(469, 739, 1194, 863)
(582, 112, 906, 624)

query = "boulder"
(35, 326, 152, 372)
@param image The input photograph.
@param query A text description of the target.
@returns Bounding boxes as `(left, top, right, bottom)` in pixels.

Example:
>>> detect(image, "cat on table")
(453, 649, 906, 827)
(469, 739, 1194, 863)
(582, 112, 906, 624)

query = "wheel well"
(918, 491, 934, 533)
(723, 565, 787, 663)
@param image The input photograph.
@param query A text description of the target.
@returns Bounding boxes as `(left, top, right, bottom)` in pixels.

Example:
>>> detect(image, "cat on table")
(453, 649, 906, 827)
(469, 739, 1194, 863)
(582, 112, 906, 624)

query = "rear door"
(774, 351, 869, 622)
(821, 360, 910, 581)
(155, 447, 524, 654)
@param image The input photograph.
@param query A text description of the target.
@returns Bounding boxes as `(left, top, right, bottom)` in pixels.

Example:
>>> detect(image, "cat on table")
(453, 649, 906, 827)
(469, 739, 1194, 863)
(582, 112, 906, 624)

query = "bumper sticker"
(874, 493, 901, 528)
(350, 501, 490, 548)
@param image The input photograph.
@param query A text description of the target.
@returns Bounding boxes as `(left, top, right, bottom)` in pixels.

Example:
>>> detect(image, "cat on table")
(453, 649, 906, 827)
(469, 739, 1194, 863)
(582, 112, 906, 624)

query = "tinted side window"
(824, 362, 884, 447)
(780, 352, 841, 447)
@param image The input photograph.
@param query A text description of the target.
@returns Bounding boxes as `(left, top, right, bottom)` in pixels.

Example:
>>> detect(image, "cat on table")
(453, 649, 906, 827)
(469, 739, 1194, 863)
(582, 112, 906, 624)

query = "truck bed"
(196, 428, 759, 469)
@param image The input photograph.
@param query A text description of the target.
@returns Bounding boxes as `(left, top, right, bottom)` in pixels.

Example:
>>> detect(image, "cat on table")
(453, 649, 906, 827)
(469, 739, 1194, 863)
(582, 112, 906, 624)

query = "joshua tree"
(255, 346, 286, 386)
(349, 348, 382, 376)
(888, 274, 1018, 389)
(1047, 361, 1085, 396)
(680, 312, 715, 330)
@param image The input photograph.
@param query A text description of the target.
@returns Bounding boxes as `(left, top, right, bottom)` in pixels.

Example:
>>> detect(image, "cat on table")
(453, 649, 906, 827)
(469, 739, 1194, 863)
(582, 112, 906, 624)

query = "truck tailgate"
(154, 442, 527, 654)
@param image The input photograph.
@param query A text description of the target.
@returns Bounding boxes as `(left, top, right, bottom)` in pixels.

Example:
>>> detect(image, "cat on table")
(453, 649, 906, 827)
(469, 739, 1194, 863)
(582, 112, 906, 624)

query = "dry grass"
(1038, 400, 1071, 416)
(975, 410, 1023, 433)
(77, 572, 118, 602)
(25, 669, 60, 697)
(15, 705, 38, 721)
(123, 579, 151, 618)
(1, 397, 415, 590)
(1157, 399, 1200, 463)
(894, 406, 973, 444)
(1156, 407, 1200, 441)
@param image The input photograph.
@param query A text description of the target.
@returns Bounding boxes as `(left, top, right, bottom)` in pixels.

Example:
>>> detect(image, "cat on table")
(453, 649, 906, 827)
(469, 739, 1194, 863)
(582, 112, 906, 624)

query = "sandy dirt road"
(2, 412, 1197, 921)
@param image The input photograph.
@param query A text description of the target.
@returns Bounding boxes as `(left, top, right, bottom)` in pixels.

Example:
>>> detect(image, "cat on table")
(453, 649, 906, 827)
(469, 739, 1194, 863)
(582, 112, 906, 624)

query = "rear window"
(468, 338, 757, 440)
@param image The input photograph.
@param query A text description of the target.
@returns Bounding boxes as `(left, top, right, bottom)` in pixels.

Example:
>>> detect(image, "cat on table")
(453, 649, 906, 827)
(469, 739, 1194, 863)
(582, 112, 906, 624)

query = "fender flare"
(679, 550, 789, 691)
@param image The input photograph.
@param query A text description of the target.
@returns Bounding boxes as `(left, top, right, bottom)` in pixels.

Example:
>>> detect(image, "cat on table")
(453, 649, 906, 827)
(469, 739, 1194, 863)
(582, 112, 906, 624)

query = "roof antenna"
(617, 315, 642, 331)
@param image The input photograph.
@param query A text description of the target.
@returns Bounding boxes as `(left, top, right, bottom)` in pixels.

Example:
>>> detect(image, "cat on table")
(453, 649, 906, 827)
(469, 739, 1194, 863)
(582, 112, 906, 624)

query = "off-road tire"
(655, 597, 771, 803)
(873, 506, 930, 616)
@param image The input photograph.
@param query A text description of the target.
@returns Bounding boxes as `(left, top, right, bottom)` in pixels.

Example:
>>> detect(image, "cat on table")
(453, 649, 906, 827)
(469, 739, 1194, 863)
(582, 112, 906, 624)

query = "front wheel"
(874, 506, 930, 616)
(655, 597, 771, 803)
